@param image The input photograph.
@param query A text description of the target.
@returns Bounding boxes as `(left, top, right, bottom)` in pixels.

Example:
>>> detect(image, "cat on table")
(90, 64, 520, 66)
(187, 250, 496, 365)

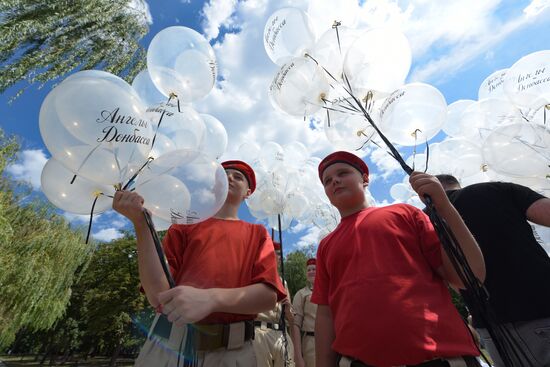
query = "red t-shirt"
(163, 217, 287, 324)
(311, 204, 478, 367)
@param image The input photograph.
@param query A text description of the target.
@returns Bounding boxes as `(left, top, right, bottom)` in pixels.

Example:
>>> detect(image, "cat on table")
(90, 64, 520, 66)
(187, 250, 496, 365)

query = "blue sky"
(1, 0, 549, 251)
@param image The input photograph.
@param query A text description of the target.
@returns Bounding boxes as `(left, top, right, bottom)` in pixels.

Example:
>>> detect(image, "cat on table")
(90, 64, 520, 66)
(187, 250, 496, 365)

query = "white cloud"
(128, 0, 153, 25)
(293, 225, 322, 250)
(6, 149, 48, 190)
(195, 0, 546, 168)
(408, 1, 550, 83)
(201, 0, 239, 40)
(524, 0, 550, 17)
(93, 228, 124, 242)
(63, 212, 91, 223)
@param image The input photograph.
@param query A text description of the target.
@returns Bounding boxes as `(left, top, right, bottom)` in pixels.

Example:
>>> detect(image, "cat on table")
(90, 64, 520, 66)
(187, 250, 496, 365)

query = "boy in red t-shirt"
(114, 160, 286, 366)
(312, 151, 485, 367)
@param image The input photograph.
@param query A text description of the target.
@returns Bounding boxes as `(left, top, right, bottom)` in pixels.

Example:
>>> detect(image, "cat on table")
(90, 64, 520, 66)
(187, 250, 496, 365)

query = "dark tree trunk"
(109, 341, 123, 367)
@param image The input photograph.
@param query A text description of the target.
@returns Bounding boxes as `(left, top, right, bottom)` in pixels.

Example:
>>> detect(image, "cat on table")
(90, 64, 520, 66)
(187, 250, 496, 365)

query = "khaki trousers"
(302, 334, 315, 367)
(252, 327, 295, 367)
(135, 314, 257, 367)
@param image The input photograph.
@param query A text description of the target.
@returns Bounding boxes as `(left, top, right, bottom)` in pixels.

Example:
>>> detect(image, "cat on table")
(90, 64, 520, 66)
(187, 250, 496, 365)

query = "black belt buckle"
(152, 314, 172, 339)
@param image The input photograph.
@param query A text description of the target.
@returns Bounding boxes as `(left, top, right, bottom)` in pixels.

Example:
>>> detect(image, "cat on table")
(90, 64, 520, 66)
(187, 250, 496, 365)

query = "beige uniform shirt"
(292, 285, 317, 332)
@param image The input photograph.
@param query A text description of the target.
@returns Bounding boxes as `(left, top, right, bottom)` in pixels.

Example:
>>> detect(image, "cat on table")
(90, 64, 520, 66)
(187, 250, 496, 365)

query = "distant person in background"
(253, 241, 296, 367)
(436, 174, 550, 367)
(292, 258, 317, 367)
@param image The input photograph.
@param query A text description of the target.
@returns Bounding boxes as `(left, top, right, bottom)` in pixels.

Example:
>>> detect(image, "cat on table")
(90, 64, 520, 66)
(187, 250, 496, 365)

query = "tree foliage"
(0, 0, 149, 98)
(8, 234, 152, 364)
(0, 129, 94, 349)
(76, 235, 150, 360)
(283, 249, 312, 299)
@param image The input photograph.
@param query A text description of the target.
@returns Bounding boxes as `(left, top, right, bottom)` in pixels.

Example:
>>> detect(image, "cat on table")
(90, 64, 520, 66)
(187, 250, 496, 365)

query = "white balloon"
(39, 85, 149, 185)
(482, 123, 550, 180)
(433, 138, 484, 179)
(379, 83, 447, 146)
(478, 69, 508, 101)
(269, 57, 330, 117)
(442, 100, 475, 138)
(259, 142, 285, 170)
(344, 28, 411, 98)
(132, 69, 167, 106)
(146, 102, 206, 153)
(138, 174, 192, 222)
(504, 50, 550, 111)
(283, 141, 310, 169)
(136, 150, 228, 224)
(41, 158, 114, 215)
(200, 114, 228, 160)
(310, 26, 360, 81)
(267, 213, 293, 231)
(259, 188, 286, 215)
(325, 109, 375, 151)
(236, 142, 262, 168)
(263, 8, 317, 65)
(147, 26, 217, 102)
(456, 98, 524, 144)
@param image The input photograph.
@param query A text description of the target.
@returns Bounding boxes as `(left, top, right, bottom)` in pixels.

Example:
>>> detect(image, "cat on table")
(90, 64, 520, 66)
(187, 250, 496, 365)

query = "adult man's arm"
(158, 283, 277, 326)
(527, 198, 550, 226)
(410, 172, 486, 288)
(315, 305, 338, 367)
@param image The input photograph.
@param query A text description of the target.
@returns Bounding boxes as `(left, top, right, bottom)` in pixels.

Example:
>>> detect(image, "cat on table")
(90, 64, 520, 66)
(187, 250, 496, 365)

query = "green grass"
(0, 355, 134, 366)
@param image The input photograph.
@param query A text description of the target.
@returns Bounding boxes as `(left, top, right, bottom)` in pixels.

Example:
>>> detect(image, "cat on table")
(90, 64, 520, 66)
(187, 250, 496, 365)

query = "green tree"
(77, 235, 150, 365)
(284, 250, 309, 299)
(0, 0, 149, 98)
(0, 130, 93, 350)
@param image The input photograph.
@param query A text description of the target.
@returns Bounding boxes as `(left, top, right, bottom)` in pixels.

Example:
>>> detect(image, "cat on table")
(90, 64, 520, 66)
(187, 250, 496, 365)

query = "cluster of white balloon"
(264, 8, 446, 146)
(40, 26, 230, 230)
(234, 141, 341, 236)
(262, 8, 549, 208)
(236, 140, 376, 239)
(392, 51, 550, 204)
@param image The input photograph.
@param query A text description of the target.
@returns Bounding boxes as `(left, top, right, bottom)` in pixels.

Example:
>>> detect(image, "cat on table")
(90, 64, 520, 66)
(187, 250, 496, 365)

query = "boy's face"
(225, 169, 251, 201)
(321, 162, 369, 209)
(306, 264, 316, 283)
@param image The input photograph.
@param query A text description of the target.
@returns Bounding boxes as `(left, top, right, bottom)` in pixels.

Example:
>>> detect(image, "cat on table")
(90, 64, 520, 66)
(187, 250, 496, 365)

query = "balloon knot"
(169, 92, 178, 99)
(411, 129, 422, 137)
(114, 183, 122, 191)
(92, 190, 102, 198)
(332, 20, 342, 28)
(481, 164, 488, 172)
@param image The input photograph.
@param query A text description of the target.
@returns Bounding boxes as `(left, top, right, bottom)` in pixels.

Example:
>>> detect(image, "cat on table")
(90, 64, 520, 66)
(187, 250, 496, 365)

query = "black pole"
(277, 214, 289, 367)
(142, 210, 175, 288)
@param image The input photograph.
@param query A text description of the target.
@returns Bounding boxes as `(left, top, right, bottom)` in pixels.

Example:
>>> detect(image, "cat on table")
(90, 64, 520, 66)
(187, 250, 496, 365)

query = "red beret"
(273, 241, 281, 251)
(306, 258, 316, 266)
(318, 151, 369, 182)
(222, 160, 256, 193)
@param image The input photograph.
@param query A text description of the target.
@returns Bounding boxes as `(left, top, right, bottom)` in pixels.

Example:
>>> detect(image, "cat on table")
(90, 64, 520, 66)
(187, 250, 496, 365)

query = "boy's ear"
(362, 173, 370, 187)
(243, 188, 252, 199)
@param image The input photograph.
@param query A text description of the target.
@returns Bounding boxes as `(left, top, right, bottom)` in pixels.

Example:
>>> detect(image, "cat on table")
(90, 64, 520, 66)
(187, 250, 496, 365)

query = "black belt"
(303, 331, 315, 336)
(195, 320, 255, 351)
(349, 356, 480, 367)
(253, 320, 282, 331)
